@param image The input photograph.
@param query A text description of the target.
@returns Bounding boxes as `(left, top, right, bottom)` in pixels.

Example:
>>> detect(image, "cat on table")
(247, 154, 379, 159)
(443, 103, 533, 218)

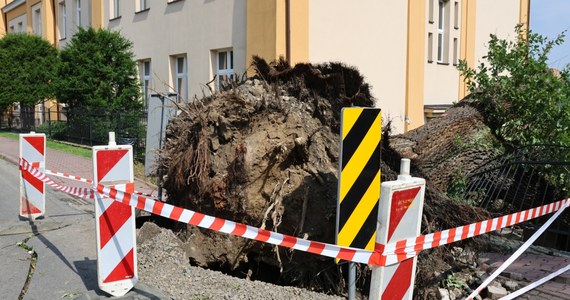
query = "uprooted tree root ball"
(156, 57, 490, 297)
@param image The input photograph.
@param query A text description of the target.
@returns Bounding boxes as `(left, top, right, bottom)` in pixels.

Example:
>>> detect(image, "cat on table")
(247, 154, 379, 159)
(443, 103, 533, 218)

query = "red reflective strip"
(136, 196, 146, 210)
(109, 188, 117, 201)
(24, 136, 45, 156)
(281, 235, 297, 248)
(96, 149, 129, 182)
(210, 218, 226, 231)
(432, 231, 441, 248)
(122, 190, 132, 205)
(495, 217, 504, 231)
(461, 225, 469, 240)
(474, 222, 482, 236)
(169, 206, 184, 221)
(103, 249, 135, 283)
(337, 248, 356, 262)
(31, 162, 40, 168)
(447, 228, 456, 244)
(485, 219, 493, 233)
(20, 197, 42, 214)
(506, 214, 513, 227)
(396, 240, 407, 261)
(256, 229, 271, 243)
(22, 170, 44, 193)
(99, 201, 131, 249)
(414, 235, 425, 254)
(307, 242, 325, 254)
(152, 201, 165, 215)
(382, 258, 414, 300)
(232, 223, 247, 236)
(189, 212, 205, 226)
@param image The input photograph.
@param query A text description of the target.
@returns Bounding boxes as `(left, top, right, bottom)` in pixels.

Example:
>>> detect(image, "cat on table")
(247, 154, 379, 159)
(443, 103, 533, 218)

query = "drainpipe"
(285, 0, 291, 64)
(51, 0, 56, 45)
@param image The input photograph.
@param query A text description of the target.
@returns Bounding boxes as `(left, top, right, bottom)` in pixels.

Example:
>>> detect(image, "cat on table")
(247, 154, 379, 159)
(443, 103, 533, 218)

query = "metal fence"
(462, 145, 570, 250)
(1, 107, 147, 161)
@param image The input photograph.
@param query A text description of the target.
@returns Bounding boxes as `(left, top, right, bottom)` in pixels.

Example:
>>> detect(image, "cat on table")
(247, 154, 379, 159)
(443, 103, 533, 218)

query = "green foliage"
(35, 121, 68, 140)
(0, 33, 59, 112)
(56, 28, 142, 111)
(458, 25, 570, 147)
(441, 272, 466, 290)
(447, 169, 468, 203)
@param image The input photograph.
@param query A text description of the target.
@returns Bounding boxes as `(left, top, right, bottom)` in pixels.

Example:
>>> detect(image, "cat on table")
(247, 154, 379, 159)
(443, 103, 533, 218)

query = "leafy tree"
(0, 33, 59, 113)
(56, 28, 142, 111)
(458, 25, 570, 147)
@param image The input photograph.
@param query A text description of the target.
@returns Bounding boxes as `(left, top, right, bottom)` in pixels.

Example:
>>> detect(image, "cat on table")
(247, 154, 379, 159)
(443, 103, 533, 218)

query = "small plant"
(442, 272, 466, 290)
(447, 169, 468, 203)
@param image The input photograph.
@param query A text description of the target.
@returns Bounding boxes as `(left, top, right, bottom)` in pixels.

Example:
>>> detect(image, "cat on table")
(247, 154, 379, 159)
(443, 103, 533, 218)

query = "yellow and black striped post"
(336, 107, 381, 251)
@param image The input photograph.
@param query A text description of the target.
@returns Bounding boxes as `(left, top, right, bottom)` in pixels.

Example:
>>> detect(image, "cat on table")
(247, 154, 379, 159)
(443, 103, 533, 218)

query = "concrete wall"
(308, 0, 409, 133)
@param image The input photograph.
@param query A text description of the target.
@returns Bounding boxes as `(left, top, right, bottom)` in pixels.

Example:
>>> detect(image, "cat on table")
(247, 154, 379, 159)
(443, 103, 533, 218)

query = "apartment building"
(1, 0, 529, 168)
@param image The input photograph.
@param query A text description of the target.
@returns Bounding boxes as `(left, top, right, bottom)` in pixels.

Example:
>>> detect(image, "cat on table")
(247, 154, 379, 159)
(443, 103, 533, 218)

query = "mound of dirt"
(156, 58, 490, 296)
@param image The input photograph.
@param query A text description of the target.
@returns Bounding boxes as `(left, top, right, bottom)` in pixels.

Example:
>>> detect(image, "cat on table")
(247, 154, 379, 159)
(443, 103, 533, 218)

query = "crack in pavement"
(16, 234, 38, 300)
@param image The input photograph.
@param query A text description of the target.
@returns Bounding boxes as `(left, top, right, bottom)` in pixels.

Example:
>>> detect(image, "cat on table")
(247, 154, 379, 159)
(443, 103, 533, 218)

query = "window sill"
(109, 16, 121, 22)
(428, 60, 433, 64)
(59, 37, 66, 42)
(429, 20, 434, 24)
(135, 8, 150, 14)
(168, 0, 184, 4)
(454, 26, 459, 30)
(437, 62, 450, 66)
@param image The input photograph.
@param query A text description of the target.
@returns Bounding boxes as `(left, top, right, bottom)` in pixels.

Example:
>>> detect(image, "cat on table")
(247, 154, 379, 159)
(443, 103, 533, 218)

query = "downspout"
(285, 0, 291, 64)
(52, 0, 56, 45)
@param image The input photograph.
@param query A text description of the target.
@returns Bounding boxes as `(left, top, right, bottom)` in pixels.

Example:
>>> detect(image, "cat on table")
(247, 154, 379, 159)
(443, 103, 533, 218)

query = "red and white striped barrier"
(93, 136, 137, 297)
(20, 159, 94, 199)
(45, 169, 94, 184)
(19, 133, 46, 219)
(19, 158, 570, 269)
(370, 159, 425, 300)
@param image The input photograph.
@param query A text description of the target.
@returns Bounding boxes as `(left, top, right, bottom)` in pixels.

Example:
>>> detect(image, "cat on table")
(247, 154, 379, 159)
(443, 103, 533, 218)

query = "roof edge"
(2, 0, 26, 14)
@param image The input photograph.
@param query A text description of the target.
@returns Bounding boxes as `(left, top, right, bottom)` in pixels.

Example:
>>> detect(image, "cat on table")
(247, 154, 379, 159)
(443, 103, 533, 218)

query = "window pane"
(438, 0, 444, 30)
(144, 61, 150, 76)
(437, 33, 443, 62)
(177, 57, 184, 74)
(230, 51, 234, 69)
(218, 52, 227, 70)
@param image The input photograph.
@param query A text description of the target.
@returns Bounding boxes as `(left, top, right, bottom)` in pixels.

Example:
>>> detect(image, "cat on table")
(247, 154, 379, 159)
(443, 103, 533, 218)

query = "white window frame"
(76, 0, 81, 27)
(137, 0, 149, 12)
(140, 60, 152, 110)
(59, 0, 67, 39)
(173, 55, 188, 103)
(437, 0, 445, 63)
(216, 49, 234, 90)
(111, 0, 120, 19)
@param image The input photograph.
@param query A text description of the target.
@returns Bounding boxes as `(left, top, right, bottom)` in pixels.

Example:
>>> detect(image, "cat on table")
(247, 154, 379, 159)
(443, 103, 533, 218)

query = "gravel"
(137, 222, 343, 300)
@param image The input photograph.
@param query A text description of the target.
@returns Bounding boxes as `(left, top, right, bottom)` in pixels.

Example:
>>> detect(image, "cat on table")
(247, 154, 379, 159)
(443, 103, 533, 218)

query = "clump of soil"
(157, 58, 490, 296)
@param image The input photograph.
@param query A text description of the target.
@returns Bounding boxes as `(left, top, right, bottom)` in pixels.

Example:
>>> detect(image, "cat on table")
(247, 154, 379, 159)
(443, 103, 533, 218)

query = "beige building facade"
(1, 0, 530, 138)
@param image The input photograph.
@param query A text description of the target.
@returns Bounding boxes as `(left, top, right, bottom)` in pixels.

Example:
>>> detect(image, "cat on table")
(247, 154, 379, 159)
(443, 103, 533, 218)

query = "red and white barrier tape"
(466, 199, 569, 299)
(375, 199, 570, 266)
(45, 169, 94, 184)
(19, 159, 570, 267)
(20, 159, 95, 199)
(45, 167, 157, 199)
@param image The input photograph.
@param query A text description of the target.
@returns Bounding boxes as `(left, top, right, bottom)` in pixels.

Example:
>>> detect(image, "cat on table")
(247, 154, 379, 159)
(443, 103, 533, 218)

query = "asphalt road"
(0, 158, 98, 299)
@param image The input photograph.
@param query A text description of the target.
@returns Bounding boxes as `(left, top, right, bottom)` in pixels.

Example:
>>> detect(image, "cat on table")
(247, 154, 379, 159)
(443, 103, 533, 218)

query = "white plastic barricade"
(19, 132, 46, 219)
(93, 132, 137, 297)
(370, 159, 426, 300)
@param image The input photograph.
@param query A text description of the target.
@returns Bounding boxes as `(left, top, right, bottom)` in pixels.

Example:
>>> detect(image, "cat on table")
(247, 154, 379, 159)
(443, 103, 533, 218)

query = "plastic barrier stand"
(370, 160, 425, 300)
(19, 132, 46, 219)
(93, 143, 138, 297)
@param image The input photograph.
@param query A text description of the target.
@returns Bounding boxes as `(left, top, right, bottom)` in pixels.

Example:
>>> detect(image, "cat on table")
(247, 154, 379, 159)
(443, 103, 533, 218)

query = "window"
(437, 0, 449, 63)
(59, 1, 67, 39)
(140, 60, 151, 110)
(76, 0, 81, 27)
(453, 38, 458, 65)
(137, 0, 149, 12)
(454, 1, 459, 29)
(33, 6, 42, 35)
(216, 50, 234, 90)
(9, 25, 14, 33)
(111, 0, 120, 19)
(428, 33, 433, 63)
(18, 22, 23, 33)
(173, 55, 187, 103)
(428, 0, 434, 23)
